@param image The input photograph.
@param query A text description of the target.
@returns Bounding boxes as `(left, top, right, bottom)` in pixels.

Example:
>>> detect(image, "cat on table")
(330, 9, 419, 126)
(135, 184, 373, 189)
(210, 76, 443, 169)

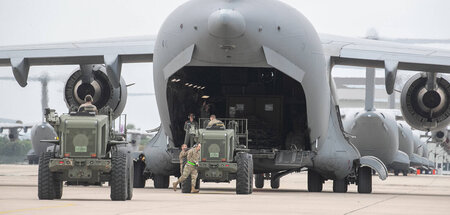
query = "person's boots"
(173, 182, 178, 191)
(191, 185, 199, 193)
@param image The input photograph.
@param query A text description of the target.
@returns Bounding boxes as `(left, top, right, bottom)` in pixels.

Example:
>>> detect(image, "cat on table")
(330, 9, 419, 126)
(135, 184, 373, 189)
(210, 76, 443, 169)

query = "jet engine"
(64, 65, 127, 119)
(400, 73, 450, 131)
(431, 129, 448, 143)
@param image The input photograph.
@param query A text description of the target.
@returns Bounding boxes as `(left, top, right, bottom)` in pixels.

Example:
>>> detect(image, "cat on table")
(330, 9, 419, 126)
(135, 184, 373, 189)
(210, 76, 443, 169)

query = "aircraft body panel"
(343, 110, 398, 166)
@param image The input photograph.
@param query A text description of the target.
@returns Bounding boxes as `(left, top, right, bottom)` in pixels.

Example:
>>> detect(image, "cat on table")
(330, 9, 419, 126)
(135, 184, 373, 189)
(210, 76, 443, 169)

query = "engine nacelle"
(400, 73, 450, 131)
(432, 129, 448, 143)
(64, 65, 127, 120)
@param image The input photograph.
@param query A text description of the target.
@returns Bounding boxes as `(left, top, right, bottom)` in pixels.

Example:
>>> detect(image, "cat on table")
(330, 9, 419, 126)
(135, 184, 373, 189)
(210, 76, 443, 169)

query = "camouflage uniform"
(184, 120, 198, 147)
(174, 148, 200, 191)
(78, 102, 98, 114)
(207, 119, 224, 128)
(179, 149, 188, 175)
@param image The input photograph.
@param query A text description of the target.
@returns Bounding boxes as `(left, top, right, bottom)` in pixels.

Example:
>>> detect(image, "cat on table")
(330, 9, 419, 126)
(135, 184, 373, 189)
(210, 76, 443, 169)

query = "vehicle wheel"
(133, 161, 146, 188)
(307, 169, 323, 192)
(394, 170, 399, 176)
(110, 151, 128, 201)
(181, 176, 199, 193)
(38, 152, 55, 200)
(402, 170, 408, 176)
(333, 179, 347, 193)
(236, 152, 253, 194)
(53, 174, 63, 199)
(181, 175, 192, 193)
(153, 175, 170, 188)
(255, 174, 264, 188)
(357, 166, 372, 194)
(270, 172, 280, 189)
(127, 157, 134, 200)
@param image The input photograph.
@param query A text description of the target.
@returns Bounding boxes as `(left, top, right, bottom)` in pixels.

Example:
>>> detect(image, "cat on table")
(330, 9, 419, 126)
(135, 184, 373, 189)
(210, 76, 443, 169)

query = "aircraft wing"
(0, 122, 31, 129)
(0, 36, 155, 87)
(321, 33, 450, 73)
(321, 34, 450, 95)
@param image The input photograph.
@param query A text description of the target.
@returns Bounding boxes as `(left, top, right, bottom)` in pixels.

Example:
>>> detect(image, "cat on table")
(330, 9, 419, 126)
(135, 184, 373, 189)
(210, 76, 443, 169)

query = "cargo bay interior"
(167, 66, 311, 151)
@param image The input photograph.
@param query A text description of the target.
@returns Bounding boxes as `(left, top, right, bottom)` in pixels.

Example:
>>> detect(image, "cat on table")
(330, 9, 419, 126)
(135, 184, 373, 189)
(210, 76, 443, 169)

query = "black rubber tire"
(270, 172, 280, 189)
(255, 174, 264, 188)
(38, 152, 55, 200)
(153, 175, 170, 188)
(402, 170, 408, 176)
(333, 179, 348, 193)
(357, 166, 372, 194)
(181, 176, 200, 193)
(53, 174, 63, 199)
(181, 176, 192, 193)
(307, 169, 323, 192)
(110, 151, 128, 201)
(133, 161, 146, 188)
(394, 170, 399, 176)
(126, 157, 134, 200)
(236, 152, 253, 195)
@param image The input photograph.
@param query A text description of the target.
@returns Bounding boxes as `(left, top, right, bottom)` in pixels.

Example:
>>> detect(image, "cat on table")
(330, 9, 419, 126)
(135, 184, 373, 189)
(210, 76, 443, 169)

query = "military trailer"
(38, 108, 133, 201)
(181, 118, 253, 194)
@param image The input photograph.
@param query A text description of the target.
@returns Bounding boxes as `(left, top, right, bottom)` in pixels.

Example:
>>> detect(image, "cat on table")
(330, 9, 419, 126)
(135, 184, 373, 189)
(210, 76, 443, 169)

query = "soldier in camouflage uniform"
(179, 144, 188, 175)
(184, 113, 199, 147)
(173, 143, 201, 193)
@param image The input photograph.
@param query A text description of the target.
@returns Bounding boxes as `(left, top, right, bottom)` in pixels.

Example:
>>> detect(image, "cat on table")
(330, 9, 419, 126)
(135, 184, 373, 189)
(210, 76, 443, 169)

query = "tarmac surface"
(0, 164, 449, 215)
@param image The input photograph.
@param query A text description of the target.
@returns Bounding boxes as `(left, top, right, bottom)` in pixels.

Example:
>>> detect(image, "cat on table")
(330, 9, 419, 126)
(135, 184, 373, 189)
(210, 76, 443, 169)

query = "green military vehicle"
(181, 118, 253, 194)
(38, 108, 133, 201)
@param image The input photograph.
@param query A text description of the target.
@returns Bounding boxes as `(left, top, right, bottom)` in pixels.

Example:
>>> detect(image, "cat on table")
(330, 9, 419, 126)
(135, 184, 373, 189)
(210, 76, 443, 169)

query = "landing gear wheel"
(126, 157, 134, 200)
(110, 151, 128, 201)
(357, 166, 372, 194)
(307, 169, 323, 192)
(153, 175, 170, 188)
(333, 179, 347, 193)
(133, 160, 146, 188)
(255, 174, 264, 188)
(270, 172, 280, 189)
(38, 152, 56, 200)
(236, 152, 253, 194)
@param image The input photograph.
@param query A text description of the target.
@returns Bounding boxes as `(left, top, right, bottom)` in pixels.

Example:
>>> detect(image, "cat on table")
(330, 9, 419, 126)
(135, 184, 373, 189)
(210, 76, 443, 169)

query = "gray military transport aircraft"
(342, 68, 410, 177)
(1, 0, 450, 193)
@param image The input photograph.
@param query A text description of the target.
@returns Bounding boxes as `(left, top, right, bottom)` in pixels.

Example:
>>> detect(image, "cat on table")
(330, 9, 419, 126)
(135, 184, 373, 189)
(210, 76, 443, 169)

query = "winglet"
(10, 58, 30, 87)
(384, 60, 398, 95)
(104, 55, 122, 88)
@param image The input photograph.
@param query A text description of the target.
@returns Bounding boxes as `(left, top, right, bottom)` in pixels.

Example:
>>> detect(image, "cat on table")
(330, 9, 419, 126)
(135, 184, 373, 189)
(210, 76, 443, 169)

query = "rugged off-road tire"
(357, 166, 372, 194)
(236, 152, 253, 195)
(53, 174, 63, 199)
(307, 169, 323, 192)
(153, 175, 170, 188)
(181, 176, 200, 193)
(110, 151, 128, 201)
(126, 157, 134, 200)
(38, 152, 55, 200)
(270, 172, 280, 189)
(133, 161, 146, 188)
(255, 174, 264, 188)
(333, 179, 348, 193)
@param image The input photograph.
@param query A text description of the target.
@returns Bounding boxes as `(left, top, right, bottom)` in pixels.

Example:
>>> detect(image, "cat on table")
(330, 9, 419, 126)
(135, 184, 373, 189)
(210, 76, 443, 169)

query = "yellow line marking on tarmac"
(0, 203, 75, 214)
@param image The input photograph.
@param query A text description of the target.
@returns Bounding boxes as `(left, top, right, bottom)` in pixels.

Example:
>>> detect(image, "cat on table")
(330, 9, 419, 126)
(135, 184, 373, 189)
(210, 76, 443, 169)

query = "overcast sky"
(0, 0, 449, 130)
